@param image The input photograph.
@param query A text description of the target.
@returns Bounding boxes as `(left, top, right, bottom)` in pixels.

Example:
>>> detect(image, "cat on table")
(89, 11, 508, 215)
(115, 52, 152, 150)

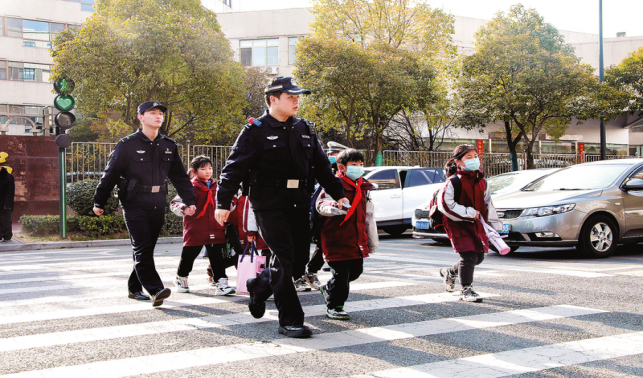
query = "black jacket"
(93, 130, 196, 210)
(216, 112, 345, 211)
(0, 167, 15, 211)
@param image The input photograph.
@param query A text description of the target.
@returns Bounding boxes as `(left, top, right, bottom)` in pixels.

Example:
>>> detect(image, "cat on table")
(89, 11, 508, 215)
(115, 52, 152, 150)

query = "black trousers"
(123, 206, 166, 295)
(306, 243, 325, 273)
(448, 251, 485, 287)
(178, 244, 228, 280)
(325, 258, 363, 309)
(0, 210, 12, 240)
(253, 207, 310, 327)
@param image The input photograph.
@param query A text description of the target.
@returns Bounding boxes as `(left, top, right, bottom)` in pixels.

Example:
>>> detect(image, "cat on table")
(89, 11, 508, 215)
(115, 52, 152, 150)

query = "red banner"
(578, 142, 585, 155)
(476, 139, 484, 153)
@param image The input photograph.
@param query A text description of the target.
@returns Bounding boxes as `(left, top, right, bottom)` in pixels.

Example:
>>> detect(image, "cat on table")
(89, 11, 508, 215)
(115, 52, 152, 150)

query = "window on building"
(23, 20, 49, 41)
(0, 61, 6, 80)
(240, 39, 279, 66)
(8, 62, 24, 81)
(0, 17, 4, 37)
(7, 18, 22, 38)
(7, 62, 51, 82)
(289, 37, 299, 64)
(50, 23, 66, 40)
(221, 0, 231, 6)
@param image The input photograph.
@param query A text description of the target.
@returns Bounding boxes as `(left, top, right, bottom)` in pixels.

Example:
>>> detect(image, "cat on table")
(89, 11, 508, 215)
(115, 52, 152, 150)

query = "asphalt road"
(0, 235, 642, 377)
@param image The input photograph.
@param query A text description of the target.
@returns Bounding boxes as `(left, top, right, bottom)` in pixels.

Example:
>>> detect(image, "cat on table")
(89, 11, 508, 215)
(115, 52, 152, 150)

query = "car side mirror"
(623, 179, 643, 191)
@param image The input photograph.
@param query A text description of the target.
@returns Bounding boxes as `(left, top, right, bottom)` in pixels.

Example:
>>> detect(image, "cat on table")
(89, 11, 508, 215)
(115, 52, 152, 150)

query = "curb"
(0, 237, 184, 252)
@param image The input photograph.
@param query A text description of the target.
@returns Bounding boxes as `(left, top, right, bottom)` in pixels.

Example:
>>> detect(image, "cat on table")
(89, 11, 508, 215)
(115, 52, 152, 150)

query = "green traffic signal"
(53, 78, 75, 96)
(54, 95, 76, 112)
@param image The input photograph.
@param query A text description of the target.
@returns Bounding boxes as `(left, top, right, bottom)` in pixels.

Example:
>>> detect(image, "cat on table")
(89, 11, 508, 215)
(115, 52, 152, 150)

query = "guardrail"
(66, 142, 636, 183)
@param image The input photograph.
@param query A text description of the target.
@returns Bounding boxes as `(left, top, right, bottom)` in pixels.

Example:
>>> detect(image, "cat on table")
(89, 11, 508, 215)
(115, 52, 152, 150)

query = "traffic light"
(53, 77, 76, 148)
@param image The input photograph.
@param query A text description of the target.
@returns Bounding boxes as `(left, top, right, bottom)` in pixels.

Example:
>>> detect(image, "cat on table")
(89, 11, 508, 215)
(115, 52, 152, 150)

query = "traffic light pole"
(58, 147, 66, 239)
(599, 0, 607, 160)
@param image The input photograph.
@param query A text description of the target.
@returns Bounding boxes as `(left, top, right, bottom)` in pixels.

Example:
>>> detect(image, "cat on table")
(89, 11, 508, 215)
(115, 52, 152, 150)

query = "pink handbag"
(235, 241, 267, 294)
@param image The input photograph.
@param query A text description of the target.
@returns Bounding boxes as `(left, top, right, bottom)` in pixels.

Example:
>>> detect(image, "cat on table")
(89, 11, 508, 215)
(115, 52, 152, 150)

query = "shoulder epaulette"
(161, 134, 176, 143)
(119, 133, 137, 143)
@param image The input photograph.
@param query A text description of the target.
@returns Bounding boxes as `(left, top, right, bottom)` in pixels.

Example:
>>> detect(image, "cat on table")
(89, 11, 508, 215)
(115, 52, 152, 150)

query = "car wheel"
(383, 226, 407, 237)
(576, 215, 618, 258)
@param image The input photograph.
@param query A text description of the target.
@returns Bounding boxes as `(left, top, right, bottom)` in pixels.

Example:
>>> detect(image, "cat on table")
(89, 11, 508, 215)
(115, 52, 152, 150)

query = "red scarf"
(195, 181, 216, 219)
(339, 173, 363, 226)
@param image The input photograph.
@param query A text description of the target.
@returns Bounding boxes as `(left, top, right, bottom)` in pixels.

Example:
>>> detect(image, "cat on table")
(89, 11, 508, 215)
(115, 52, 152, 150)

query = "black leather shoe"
(246, 278, 265, 319)
(151, 288, 171, 307)
(128, 291, 150, 301)
(278, 325, 312, 338)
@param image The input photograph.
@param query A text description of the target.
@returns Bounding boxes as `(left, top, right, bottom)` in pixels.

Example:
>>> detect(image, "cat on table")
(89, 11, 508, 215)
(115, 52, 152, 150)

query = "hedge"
(20, 214, 183, 238)
(67, 178, 119, 216)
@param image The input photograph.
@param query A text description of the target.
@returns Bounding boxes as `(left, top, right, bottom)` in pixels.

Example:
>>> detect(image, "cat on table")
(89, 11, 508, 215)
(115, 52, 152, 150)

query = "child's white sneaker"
(216, 278, 236, 296)
(174, 276, 189, 293)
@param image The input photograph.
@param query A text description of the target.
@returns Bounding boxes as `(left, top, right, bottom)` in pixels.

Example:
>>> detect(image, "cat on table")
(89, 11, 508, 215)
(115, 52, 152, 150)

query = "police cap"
(264, 77, 311, 95)
(137, 101, 167, 114)
(327, 141, 348, 154)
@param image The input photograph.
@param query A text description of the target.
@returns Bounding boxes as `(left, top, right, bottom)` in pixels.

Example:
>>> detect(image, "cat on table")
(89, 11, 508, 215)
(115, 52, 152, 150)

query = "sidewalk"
(1, 223, 183, 252)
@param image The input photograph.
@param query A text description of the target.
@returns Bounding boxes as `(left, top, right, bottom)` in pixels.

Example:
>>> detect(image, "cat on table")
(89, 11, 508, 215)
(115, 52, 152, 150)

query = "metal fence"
(66, 142, 638, 183)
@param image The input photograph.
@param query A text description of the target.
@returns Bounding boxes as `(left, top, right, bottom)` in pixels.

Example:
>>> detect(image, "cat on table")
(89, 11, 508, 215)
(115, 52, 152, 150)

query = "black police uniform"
(216, 111, 345, 328)
(94, 130, 196, 296)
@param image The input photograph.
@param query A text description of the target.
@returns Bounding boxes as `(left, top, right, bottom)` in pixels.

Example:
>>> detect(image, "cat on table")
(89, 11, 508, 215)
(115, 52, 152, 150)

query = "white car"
(363, 166, 446, 236)
(412, 168, 559, 245)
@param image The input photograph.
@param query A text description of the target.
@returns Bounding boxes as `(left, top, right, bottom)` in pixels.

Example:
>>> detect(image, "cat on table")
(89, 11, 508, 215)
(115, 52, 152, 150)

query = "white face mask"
(463, 157, 480, 171)
(345, 166, 365, 180)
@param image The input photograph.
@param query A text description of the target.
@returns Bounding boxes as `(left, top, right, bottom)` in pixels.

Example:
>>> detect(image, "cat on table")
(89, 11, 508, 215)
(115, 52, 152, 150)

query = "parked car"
(412, 168, 559, 248)
(363, 166, 446, 236)
(492, 158, 643, 258)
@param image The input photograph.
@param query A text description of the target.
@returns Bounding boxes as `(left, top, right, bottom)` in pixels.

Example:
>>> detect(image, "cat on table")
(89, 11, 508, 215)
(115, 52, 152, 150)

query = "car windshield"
(488, 170, 553, 195)
(523, 165, 628, 192)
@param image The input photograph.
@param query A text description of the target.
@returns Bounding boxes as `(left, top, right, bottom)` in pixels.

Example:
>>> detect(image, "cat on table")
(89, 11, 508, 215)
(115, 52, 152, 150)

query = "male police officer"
(215, 77, 348, 338)
(93, 101, 196, 307)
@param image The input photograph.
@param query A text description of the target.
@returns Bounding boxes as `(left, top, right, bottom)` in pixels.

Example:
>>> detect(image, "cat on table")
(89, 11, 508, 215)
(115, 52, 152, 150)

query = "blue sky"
(239, 0, 643, 37)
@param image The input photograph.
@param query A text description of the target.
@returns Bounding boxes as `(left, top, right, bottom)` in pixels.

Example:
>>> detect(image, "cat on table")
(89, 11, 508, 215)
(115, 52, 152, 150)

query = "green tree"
(606, 46, 643, 114)
(51, 0, 247, 143)
(458, 5, 602, 169)
(296, 0, 455, 163)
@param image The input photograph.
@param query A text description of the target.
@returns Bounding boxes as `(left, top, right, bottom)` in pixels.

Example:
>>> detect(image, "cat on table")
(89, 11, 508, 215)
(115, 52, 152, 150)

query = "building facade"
(2, 4, 642, 155)
(0, 0, 236, 135)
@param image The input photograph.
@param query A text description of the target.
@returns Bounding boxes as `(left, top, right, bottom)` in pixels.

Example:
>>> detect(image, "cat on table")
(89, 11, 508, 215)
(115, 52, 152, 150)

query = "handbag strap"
(239, 242, 252, 263)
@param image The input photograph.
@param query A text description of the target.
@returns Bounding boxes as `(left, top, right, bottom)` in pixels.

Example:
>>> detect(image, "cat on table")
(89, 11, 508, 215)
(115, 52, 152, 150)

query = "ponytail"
(444, 159, 458, 178)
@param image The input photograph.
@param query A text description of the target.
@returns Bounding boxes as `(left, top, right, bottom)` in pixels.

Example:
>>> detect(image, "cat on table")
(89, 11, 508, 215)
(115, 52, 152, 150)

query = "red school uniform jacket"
(228, 195, 269, 250)
(171, 177, 225, 247)
(319, 174, 374, 262)
(438, 169, 490, 253)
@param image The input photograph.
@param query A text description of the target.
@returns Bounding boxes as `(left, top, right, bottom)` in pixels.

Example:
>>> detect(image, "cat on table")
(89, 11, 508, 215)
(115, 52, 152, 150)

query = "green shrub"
(20, 215, 60, 234)
(20, 214, 126, 237)
(76, 215, 126, 237)
(67, 178, 119, 216)
(161, 213, 184, 236)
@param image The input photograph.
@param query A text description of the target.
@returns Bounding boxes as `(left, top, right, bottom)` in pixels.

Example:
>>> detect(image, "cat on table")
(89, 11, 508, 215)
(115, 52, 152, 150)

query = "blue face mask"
(329, 156, 337, 165)
(345, 166, 365, 180)
(463, 157, 480, 171)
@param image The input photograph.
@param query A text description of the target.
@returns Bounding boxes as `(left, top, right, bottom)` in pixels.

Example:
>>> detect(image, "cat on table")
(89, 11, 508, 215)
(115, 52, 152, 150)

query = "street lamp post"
(599, 0, 607, 160)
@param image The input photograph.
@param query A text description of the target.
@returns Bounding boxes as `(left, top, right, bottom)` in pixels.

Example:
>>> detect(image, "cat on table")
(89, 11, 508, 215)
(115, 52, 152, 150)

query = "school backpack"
(428, 176, 461, 233)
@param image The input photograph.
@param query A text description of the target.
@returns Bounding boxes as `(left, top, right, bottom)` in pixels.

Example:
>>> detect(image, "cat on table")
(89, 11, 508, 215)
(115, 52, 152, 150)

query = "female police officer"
(215, 77, 348, 338)
(93, 101, 196, 307)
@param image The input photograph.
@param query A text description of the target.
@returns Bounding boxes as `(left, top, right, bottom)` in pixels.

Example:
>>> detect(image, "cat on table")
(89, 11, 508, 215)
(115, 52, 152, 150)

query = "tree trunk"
(525, 138, 536, 169)
(504, 121, 521, 171)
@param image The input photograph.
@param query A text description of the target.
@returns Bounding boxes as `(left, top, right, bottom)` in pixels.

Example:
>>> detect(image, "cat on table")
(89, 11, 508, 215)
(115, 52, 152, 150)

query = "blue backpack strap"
(239, 242, 252, 263)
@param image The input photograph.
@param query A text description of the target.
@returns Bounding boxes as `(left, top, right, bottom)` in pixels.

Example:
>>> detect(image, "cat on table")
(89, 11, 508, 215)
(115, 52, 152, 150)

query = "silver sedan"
(493, 158, 643, 258)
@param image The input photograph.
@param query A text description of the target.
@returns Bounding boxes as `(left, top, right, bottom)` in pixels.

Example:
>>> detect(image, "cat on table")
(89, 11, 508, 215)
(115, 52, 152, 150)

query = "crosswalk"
(0, 242, 642, 377)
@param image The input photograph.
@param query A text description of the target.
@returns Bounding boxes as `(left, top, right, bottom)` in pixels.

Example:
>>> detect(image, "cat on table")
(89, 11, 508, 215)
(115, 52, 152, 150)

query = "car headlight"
(522, 204, 575, 217)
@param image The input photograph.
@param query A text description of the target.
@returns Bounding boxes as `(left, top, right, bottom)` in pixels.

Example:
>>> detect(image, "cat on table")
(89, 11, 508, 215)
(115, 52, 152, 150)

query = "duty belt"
(137, 184, 168, 193)
(261, 178, 308, 189)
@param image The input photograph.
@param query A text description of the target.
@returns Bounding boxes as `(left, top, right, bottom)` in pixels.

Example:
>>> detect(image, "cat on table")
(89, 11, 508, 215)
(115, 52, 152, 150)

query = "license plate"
(415, 220, 430, 230)
(500, 224, 512, 234)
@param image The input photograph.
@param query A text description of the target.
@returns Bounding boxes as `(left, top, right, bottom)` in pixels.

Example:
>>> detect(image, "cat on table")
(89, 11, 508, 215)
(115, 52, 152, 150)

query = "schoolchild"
(437, 145, 502, 302)
(171, 155, 235, 296)
(295, 141, 349, 292)
(316, 149, 378, 320)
